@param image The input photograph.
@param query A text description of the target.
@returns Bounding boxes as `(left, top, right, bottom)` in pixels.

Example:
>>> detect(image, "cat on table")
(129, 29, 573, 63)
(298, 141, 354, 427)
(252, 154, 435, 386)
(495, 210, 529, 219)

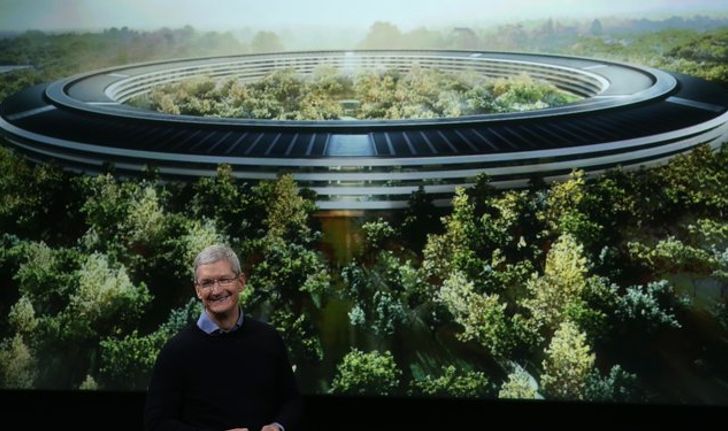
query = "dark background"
(0, 390, 721, 429)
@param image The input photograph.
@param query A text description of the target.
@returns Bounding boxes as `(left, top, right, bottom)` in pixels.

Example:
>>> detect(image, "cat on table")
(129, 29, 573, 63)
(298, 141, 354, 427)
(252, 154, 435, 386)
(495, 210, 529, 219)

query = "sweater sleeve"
(271, 331, 303, 431)
(144, 337, 209, 431)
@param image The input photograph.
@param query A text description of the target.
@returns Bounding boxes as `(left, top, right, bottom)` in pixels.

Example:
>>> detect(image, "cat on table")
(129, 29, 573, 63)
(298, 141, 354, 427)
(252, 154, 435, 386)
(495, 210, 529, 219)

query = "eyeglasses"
(195, 276, 238, 290)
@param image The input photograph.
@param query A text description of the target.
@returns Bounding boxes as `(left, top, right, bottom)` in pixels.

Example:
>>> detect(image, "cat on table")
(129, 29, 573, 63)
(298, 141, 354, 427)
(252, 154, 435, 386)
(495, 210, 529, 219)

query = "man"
(145, 244, 302, 431)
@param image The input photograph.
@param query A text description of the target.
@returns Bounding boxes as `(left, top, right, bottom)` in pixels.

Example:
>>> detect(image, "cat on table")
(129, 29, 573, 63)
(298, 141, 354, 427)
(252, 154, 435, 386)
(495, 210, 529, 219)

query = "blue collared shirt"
(196, 307, 244, 335)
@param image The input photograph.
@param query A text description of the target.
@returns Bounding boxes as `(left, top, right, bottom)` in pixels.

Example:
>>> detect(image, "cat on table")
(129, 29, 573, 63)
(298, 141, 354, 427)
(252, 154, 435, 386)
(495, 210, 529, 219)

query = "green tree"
(422, 188, 479, 281)
(399, 185, 441, 252)
(190, 164, 253, 240)
(540, 170, 602, 247)
(590, 19, 603, 36)
(0, 147, 83, 243)
(250, 31, 284, 53)
(437, 271, 513, 358)
(584, 365, 640, 402)
(99, 298, 199, 389)
(410, 365, 490, 398)
(615, 280, 683, 332)
(64, 253, 151, 341)
(498, 366, 539, 399)
(342, 251, 410, 336)
(8, 295, 38, 337)
(361, 218, 396, 256)
(540, 320, 595, 400)
(0, 334, 36, 388)
(253, 174, 316, 242)
(523, 234, 589, 330)
(359, 22, 403, 49)
(330, 349, 401, 395)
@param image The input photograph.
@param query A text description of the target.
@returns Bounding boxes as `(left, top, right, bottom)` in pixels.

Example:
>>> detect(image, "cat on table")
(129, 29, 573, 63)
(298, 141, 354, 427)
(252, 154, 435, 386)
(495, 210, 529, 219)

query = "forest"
(130, 67, 577, 120)
(0, 18, 727, 403)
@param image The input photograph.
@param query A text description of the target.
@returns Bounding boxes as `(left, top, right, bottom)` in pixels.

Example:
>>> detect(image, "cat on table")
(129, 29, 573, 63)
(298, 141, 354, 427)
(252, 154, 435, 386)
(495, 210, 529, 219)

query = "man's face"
(194, 260, 244, 317)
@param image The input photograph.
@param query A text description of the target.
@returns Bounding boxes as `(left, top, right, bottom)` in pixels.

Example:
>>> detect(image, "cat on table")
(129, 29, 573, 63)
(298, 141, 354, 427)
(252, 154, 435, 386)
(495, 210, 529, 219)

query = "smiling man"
(145, 244, 302, 431)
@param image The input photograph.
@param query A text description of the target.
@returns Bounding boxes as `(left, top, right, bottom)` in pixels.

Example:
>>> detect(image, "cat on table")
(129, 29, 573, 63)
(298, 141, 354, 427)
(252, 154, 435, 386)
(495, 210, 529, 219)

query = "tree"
(540, 170, 602, 247)
(410, 365, 490, 398)
(99, 298, 199, 389)
(422, 188, 479, 281)
(437, 271, 513, 358)
(399, 186, 441, 252)
(190, 164, 252, 240)
(8, 295, 38, 337)
(250, 31, 284, 53)
(540, 320, 595, 400)
(498, 366, 539, 399)
(13, 242, 83, 316)
(584, 365, 640, 402)
(247, 236, 328, 362)
(359, 22, 403, 49)
(661, 144, 728, 217)
(615, 280, 683, 332)
(0, 147, 83, 243)
(498, 364, 542, 399)
(253, 174, 316, 242)
(361, 218, 396, 256)
(524, 234, 589, 330)
(65, 253, 151, 341)
(590, 19, 603, 36)
(330, 349, 401, 395)
(0, 334, 36, 388)
(342, 251, 410, 336)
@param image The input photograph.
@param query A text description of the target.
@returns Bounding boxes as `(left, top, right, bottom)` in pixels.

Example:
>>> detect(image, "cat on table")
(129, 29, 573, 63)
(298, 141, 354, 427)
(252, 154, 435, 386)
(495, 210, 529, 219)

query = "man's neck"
(207, 306, 240, 332)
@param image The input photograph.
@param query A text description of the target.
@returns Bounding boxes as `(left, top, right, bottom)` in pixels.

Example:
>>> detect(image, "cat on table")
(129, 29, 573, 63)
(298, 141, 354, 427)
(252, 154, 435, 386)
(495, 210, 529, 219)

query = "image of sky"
(1, 0, 727, 32)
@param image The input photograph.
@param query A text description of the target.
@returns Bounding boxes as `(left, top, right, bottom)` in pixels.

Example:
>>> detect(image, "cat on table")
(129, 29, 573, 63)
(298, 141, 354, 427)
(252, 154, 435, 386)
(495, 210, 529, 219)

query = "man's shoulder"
(243, 315, 278, 335)
(161, 324, 202, 352)
(243, 316, 287, 344)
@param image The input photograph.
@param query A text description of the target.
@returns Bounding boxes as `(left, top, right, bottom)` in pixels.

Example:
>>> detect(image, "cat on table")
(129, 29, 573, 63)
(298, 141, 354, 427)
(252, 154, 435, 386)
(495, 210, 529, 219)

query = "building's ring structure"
(1, 50, 727, 209)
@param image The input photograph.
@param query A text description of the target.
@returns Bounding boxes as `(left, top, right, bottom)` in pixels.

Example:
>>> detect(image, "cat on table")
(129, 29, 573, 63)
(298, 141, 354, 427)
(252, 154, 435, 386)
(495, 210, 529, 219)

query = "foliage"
(615, 280, 683, 332)
(253, 174, 316, 242)
(138, 66, 577, 121)
(541, 170, 603, 247)
(361, 218, 396, 255)
(250, 31, 284, 53)
(341, 251, 412, 336)
(498, 366, 539, 400)
(330, 349, 401, 396)
(540, 320, 595, 400)
(423, 188, 479, 281)
(399, 186, 442, 252)
(584, 365, 641, 402)
(99, 298, 199, 389)
(78, 375, 99, 390)
(0, 334, 36, 388)
(99, 329, 169, 390)
(13, 242, 84, 316)
(437, 271, 513, 358)
(8, 295, 38, 336)
(523, 234, 589, 330)
(0, 147, 83, 243)
(65, 253, 151, 341)
(189, 164, 253, 241)
(410, 365, 490, 398)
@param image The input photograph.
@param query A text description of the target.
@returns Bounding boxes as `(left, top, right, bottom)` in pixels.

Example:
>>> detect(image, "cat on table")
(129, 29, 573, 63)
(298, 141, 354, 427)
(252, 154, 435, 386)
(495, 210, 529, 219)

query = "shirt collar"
(197, 307, 244, 335)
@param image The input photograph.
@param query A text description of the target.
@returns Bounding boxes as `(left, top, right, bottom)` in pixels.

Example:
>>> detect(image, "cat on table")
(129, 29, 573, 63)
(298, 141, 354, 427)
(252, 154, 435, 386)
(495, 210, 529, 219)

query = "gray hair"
(193, 244, 241, 281)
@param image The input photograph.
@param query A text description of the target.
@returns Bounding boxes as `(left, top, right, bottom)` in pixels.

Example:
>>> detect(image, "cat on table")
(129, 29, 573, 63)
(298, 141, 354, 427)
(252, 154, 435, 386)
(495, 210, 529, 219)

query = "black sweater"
(145, 318, 302, 431)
